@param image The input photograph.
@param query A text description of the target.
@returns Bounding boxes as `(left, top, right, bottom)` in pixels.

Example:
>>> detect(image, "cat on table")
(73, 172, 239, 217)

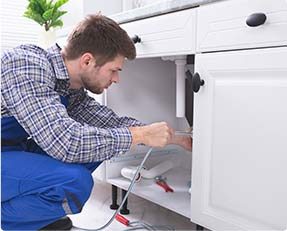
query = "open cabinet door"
(191, 47, 287, 230)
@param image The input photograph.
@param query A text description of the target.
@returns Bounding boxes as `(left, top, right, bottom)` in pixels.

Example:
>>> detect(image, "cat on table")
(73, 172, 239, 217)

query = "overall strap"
(60, 95, 69, 108)
(1, 95, 69, 147)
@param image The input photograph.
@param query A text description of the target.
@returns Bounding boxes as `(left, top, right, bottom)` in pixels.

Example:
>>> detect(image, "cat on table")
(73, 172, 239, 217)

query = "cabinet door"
(191, 47, 287, 230)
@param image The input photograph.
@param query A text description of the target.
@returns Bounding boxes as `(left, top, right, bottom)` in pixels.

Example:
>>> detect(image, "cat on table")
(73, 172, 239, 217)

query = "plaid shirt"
(1, 44, 143, 163)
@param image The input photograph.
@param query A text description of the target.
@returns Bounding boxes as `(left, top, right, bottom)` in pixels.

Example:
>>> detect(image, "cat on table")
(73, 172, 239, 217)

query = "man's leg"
(81, 162, 103, 172)
(1, 151, 94, 230)
(26, 138, 103, 173)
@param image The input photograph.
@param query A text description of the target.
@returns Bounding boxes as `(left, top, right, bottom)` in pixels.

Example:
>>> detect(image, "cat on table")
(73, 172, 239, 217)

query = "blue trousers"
(1, 145, 102, 230)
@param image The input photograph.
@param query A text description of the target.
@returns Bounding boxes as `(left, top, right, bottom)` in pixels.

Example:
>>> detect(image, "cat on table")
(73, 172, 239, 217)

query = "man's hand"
(129, 122, 192, 151)
(170, 135, 192, 152)
(129, 122, 173, 148)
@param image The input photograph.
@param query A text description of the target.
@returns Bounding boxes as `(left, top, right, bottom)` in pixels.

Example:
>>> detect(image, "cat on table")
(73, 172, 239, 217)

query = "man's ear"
(80, 53, 94, 68)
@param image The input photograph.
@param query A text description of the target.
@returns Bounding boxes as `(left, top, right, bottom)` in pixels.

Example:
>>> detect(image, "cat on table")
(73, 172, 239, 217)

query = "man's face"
(80, 55, 125, 94)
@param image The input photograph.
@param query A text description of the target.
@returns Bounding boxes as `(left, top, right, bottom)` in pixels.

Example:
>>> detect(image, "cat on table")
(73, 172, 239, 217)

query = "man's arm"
(68, 89, 144, 128)
(1, 59, 133, 163)
(1, 68, 176, 163)
(69, 90, 192, 151)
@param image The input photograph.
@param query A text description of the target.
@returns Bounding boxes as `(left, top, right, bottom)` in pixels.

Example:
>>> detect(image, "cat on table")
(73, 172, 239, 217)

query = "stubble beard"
(81, 76, 103, 94)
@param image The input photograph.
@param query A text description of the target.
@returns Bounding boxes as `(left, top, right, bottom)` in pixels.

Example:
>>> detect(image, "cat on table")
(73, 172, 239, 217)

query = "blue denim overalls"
(1, 96, 102, 230)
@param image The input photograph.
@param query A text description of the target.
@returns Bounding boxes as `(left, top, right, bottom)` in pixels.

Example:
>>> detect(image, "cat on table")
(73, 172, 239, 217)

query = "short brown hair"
(64, 14, 136, 66)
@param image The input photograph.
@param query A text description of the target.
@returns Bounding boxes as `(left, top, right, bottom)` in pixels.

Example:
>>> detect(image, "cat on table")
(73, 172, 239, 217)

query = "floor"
(70, 179, 198, 231)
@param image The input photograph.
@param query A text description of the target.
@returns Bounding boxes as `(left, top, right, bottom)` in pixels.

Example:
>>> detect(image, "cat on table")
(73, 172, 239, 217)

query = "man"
(1, 14, 192, 230)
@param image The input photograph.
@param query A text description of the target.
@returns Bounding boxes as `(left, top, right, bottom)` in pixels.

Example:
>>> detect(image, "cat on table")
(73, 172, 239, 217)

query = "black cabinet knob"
(192, 72, 204, 93)
(131, 35, 141, 44)
(246, 13, 267, 27)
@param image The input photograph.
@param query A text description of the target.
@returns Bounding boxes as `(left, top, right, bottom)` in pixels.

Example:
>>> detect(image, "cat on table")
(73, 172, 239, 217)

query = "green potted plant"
(23, 0, 69, 47)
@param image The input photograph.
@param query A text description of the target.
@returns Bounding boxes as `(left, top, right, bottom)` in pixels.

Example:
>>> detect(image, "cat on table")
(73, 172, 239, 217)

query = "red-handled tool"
(154, 176, 174, 192)
(115, 214, 130, 226)
(156, 181, 174, 192)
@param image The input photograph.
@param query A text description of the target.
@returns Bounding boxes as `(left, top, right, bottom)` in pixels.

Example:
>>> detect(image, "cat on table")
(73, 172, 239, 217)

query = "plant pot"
(38, 28, 56, 48)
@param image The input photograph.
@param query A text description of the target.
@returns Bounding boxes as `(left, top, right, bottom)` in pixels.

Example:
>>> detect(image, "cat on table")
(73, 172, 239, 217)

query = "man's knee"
(63, 165, 94, 210)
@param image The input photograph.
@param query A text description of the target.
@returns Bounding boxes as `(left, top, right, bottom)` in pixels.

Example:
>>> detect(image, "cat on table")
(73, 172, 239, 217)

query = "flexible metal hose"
(73, 148, 155, 231)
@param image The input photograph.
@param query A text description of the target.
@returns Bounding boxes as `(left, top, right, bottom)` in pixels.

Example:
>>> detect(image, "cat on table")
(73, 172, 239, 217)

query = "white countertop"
(110, 0, 222, 24)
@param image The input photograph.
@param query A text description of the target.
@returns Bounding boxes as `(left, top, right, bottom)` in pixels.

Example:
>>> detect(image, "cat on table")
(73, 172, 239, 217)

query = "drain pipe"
(162, 55, 187, 118)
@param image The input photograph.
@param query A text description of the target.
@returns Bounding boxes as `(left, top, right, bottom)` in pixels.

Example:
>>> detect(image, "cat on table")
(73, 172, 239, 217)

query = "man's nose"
(112, 73, 120, 83)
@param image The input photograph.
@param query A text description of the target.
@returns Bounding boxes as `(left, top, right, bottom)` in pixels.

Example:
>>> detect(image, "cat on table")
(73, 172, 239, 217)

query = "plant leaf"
(33, 0, 46, 14)
(54, 0, 69, 9)
(49, 19, 63, 28)
(47, 0, 53, 9)
(23, 9, 45, 26)
(23, 0, 69, 30)
(27, 1, 40, 15)
(43, 8, 54, 21)
(52, 10, 67, 22)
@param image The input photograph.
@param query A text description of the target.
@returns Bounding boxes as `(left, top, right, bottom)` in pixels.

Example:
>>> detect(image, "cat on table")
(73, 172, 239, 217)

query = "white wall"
(58, 0, 124, 45)
(61, 0, 123, 30)
(61, 0, 85, 29)
(83, 0, 122, 16)
(107, 57, 190, 131)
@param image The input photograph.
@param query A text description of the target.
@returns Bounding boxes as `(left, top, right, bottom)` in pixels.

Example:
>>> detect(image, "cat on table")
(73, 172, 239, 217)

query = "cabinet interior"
(105, 56, 194, 217)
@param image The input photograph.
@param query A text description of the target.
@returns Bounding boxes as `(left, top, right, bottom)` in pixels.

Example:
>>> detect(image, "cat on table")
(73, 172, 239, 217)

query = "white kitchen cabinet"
(191, 47, 287, 230)
(103, 0, 287, 230)
(191, 1, 287, 229)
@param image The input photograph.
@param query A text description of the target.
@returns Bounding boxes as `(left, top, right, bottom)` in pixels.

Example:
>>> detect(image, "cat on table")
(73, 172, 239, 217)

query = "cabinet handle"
(246, 13, 267, 27)
(131, 35, 141, 44)
(192, 72, 204, 93)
